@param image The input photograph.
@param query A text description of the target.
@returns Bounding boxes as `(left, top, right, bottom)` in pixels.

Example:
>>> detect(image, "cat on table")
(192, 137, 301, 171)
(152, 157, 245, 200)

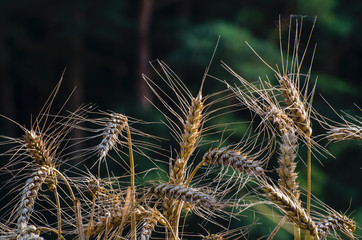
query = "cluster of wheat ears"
(0, 16, 360, 240)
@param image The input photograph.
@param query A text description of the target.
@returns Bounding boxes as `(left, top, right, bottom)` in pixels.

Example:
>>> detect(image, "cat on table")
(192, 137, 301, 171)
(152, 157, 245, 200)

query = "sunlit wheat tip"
(23, 130, 53, 166)
(170, 94, 204, 185)
(180, 94, 204, 160)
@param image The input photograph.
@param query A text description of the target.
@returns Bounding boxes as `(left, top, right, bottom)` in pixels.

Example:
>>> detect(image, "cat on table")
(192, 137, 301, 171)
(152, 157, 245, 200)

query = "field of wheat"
(0, 16, 360, 240)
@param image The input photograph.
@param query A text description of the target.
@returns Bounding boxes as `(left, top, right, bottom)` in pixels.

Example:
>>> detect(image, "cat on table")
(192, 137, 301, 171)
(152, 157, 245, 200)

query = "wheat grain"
(18, 225, 44, 240)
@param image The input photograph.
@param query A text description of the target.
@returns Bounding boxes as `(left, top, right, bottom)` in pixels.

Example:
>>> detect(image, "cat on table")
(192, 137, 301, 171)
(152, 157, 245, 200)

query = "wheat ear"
(22, 129, 81, 239)
(18, 225, 44, 240)
(278, 75, 312, 137)
(16, 129, 55, 231)
(16, 166, 51, 230)
(262, 183, 319, 239)
(277, 128, 299, 198)
(149, 183, 219, 210)
(98, 113, 128, 160)
(169, 93, 204, 185)
(327, 126, 362, 141)
(316, 213, 356, 239)
(140, 207, 167, 240)
(203, 147, 264, 176)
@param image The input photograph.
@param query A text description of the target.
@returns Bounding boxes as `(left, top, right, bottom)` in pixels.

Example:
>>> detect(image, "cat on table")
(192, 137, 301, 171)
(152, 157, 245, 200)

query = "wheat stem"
(267, 215, 287, 240)
(53, 187, 62, 240)
(86, 195, 96, 240)
(307, 139, 311, 217)
(124, 123, 136, 240)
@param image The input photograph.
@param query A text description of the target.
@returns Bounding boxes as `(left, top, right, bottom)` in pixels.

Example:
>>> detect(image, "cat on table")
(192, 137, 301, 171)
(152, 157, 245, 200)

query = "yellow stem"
(294, 224, 301, 240)
(185, 159, 205, 186)
(75, 199, 84, 240)
(125, 124, 136, 240)
(38, 227, 65, 240)
(307, 139, 311, 216)
(86, 195, 96, 240)
(267, 215, 287, 240)
(52, 168, 83, 240)
(54, 188, 62, 240)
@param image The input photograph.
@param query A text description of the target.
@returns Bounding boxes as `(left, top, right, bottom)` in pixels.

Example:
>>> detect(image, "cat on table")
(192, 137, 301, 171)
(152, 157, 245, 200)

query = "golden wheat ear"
(261, 181, 319, 239)
(316, 213, 356, 239)
(276, 128, 300, 199)
(317, 105, 362, 142)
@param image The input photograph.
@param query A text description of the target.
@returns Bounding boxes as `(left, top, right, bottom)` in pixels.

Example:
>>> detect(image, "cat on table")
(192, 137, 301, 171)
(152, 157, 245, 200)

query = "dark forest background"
(0, 0, 361, 238)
